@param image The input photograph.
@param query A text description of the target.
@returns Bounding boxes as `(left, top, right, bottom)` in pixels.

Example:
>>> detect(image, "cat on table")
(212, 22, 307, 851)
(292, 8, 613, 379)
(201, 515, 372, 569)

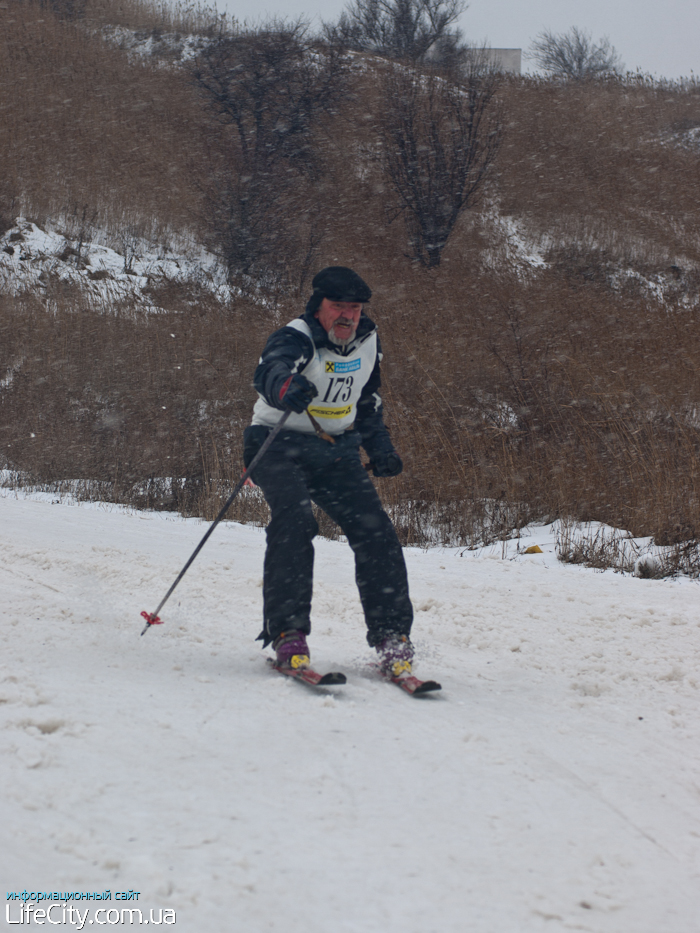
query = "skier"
(244, 266, 416, 679)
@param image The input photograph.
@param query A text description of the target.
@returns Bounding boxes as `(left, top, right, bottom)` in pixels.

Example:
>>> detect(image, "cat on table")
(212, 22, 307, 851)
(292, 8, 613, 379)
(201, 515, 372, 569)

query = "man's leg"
(308, 455, 413, 646)
(251, 449, 318, 646)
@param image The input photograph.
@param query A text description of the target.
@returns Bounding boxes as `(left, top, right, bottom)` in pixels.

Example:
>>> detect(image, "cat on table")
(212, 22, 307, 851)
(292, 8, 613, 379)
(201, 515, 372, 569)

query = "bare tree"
(380, 56, 502, 267)
(190, 22, 346, 280)
(332, 0, 468, 63)
(530, 27, 623, 80)
(40, 0, 87, 20)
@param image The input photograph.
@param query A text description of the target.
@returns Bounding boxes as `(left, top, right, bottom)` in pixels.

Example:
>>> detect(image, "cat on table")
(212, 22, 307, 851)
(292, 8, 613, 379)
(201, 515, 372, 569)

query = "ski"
(267, 658, 347, 687)
(267, 658, 440, 694)
(386, 672, 442, 696)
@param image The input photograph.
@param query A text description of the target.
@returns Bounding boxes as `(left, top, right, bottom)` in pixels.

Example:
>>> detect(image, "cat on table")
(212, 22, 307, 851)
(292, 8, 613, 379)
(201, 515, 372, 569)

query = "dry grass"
(0, 1, 208, 244)
(0, 288, 272, 516)
(2, 1, 700, 556)
(82, 0, 235, 33)
(556, 519, 700, 579)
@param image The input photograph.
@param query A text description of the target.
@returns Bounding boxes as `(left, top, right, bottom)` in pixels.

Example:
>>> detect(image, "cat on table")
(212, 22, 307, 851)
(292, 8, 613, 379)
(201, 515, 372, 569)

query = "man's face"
(315, 299, 362, 346)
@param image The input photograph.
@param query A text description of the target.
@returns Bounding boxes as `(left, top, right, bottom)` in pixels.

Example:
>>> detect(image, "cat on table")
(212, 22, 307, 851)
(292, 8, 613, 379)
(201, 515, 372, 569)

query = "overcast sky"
(217, 0, 699, 79)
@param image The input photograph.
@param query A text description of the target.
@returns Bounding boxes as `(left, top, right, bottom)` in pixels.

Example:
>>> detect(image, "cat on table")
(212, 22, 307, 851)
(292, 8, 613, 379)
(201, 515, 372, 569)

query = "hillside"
(2, 0, 700, 554)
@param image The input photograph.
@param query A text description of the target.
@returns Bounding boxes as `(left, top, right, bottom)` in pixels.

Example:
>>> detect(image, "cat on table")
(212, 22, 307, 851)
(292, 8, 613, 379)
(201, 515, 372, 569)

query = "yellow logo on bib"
(307, 404, 353, 419)
(325, 362, 335, 373)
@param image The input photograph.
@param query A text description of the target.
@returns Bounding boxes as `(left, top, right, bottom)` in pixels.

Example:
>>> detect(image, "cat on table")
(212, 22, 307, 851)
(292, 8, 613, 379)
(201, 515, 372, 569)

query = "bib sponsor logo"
(325, 359, 361, 374)
(307, 403, 354, 419)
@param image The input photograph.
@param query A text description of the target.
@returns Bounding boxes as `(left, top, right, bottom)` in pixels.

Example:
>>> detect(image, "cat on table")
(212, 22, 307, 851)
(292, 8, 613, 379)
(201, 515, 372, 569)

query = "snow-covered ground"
(1, 492, 699, 932)
(100, 24, 216, 64)
(0, 220, 229, 310)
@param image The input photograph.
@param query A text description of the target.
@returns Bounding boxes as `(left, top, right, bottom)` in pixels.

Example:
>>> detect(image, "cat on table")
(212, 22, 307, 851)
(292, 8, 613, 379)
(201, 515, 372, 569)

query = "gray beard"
(328, 324, 356, 347)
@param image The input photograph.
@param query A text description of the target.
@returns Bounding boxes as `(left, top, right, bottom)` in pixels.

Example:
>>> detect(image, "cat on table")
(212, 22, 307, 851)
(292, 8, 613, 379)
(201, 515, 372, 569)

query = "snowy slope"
(0, 220, 229, 309)
(1, 493, 699, 932)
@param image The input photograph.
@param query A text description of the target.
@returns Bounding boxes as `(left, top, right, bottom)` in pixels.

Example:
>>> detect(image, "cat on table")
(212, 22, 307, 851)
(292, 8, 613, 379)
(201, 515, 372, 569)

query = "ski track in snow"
(1, 494, 699, 932)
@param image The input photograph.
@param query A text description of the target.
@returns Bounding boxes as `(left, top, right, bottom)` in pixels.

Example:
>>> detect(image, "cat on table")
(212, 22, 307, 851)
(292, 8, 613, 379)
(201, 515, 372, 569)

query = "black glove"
(371, 450, 403, 477)
(279, 374, 318, 413)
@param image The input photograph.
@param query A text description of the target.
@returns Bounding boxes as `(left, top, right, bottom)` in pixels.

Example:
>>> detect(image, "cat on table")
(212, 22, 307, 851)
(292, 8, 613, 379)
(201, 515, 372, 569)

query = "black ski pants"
(244, 426, 413, 647)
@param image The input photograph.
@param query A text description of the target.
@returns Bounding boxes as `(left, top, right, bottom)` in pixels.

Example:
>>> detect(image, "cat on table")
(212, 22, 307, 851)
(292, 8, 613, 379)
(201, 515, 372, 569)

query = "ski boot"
(376, 633, 414, 678)
(376, 634, 441, 695)
(273, 630, 311, 670)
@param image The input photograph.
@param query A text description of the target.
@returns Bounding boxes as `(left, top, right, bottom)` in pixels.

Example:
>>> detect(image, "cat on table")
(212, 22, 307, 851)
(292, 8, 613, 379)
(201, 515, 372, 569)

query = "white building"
(474, 48, 522, 74)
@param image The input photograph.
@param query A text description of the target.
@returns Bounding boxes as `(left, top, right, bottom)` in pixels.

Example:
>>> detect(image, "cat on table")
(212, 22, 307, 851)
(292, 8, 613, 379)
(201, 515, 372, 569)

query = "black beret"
(311, 266, 371, 303)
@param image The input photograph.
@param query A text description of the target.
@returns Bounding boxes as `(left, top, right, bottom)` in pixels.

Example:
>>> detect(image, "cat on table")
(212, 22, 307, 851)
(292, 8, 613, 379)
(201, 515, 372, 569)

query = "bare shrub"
(530, 27, 623, 80)
(657, 541, 700, 578)
(556, 520, 700, 578)
(0, 181, 19, 238)
(331, 0, 467, 63)
(556, 521, 639, 572)
(190, 22, 347, 283)
(380, 56, 503, 266)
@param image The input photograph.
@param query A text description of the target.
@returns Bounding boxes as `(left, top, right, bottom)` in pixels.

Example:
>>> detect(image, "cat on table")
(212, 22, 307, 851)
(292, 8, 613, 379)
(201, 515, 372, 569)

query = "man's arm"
(253, 326, 315, 410)
(355, 341, 403, 476)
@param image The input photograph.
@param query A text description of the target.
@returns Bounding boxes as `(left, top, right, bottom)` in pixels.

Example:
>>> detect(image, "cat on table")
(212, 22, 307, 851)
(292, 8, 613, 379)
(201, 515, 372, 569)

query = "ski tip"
(317, 671, 347, 685)
(411, 680, 442, 695)
(388, 673, 442, 695)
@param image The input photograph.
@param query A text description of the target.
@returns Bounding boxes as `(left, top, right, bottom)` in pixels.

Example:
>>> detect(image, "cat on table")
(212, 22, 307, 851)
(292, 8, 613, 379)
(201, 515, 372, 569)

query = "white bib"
(252, 318, 378, 434)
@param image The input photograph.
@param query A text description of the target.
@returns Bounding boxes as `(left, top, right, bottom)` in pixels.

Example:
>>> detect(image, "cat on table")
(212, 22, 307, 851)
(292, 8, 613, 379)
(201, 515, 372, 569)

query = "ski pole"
(140, 409, 292, 635)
